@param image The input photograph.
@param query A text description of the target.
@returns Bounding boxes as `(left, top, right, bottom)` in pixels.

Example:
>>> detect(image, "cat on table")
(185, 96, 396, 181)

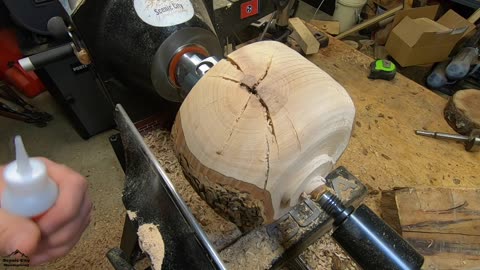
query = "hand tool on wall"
(415, 129, 480, 152)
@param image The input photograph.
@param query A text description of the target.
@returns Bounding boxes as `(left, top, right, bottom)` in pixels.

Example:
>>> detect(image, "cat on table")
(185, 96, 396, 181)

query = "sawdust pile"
(302, 233, 359, 270)
(144, 129, 241, 250)
(220, 227, 283, 270)
(137, 224, 165, 270)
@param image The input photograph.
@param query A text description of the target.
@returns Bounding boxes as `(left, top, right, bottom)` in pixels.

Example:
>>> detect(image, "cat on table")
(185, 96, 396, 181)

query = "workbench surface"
(306, 38, 480, 268)
(307, 37, 478, 204)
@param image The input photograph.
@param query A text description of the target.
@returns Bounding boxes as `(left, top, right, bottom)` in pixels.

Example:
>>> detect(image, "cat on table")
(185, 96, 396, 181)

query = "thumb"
(0, 209, 41, 258)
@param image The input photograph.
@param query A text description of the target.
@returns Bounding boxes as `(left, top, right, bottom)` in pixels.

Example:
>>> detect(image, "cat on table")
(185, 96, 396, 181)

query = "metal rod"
(258, 11, 277, 41)
(415, 130, 468, 142)
(18, 43, 74, 71)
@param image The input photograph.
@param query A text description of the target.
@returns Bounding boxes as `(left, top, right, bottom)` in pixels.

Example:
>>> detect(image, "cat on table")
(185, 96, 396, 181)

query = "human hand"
(0, 158, 92, 266)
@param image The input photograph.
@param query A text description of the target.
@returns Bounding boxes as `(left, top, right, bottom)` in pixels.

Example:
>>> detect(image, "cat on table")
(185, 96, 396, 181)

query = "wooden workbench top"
(306, 38, 478, 207)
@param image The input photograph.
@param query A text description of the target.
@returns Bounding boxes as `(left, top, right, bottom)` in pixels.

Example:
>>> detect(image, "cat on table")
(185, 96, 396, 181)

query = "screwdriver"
(415, 130, 480, 152)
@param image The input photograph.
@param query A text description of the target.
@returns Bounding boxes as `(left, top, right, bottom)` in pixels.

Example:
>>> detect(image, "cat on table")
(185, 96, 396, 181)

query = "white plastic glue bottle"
(1, 136, 58, 218)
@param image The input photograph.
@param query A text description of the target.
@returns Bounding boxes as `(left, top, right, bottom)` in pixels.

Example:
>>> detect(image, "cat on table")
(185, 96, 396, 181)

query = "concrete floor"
(0, 92, 125, 269)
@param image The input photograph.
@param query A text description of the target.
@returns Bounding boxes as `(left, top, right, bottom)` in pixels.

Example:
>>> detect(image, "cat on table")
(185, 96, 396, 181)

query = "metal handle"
(18, 44, 74, 71)
(415, 130, 480, 152)
(415, 130, 468, 142)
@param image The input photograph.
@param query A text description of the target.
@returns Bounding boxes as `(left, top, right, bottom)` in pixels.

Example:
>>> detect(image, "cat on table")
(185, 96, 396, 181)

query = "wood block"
(309, 20, 340, 35)
(444, 89, 480, 135)
(172, 41, 355, 231)
(468, 9, 480, 23)
(382, 187, 480, 269)
(288, 17, 320, 55)
(75, 48, 91, 65)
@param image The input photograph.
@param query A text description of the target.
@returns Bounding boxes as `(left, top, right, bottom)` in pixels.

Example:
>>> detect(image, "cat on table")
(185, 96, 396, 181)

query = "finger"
(35, 158, 88, 234)
(29, 242, 73, 266)
(0, 209, 41, 257)
(29, 220, 87, 266)
(35, 195, 92, 251)
(37, 196, 91, 249)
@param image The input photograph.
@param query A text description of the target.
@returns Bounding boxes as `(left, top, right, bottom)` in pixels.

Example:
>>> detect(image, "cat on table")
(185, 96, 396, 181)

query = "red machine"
(0, 28, 45, 98)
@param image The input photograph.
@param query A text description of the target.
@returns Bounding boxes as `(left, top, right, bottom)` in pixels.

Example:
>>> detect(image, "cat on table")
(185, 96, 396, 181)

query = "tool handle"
(18, 44, 73, 71)
(333, 205, 424, 270)
(320, 192, 424, 270)
(465, 129, 480, 152)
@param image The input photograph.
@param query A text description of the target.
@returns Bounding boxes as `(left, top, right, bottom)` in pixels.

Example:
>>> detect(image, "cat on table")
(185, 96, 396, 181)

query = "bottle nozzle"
(15, 136, 32, 176)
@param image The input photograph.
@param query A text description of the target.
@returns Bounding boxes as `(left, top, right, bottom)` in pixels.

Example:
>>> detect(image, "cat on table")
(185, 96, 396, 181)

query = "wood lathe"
(44, 1, 424, 269)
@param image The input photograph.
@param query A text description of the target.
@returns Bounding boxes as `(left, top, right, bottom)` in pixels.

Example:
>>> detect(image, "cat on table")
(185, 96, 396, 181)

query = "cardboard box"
(385, 5, 475, 67)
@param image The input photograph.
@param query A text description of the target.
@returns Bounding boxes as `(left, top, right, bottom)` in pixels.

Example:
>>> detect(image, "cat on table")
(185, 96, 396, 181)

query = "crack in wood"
(226, 57, 243, 72)
(254, 56, 273, 88)
(200, 97, 227, 110)
(405, 218, 480, 229)
(246, 56, 280, 153)
(216, 94, 252, 155)
(256, 57, 275, 191)
(264, 133, 270, 190)
(424, 201, 468, 213)
(256, 96, 279, 154)
(209, 75, 241, 84)
(221, 56, 277, 190)
(406, 237, 480, 256)
(283, 107, 302, 151)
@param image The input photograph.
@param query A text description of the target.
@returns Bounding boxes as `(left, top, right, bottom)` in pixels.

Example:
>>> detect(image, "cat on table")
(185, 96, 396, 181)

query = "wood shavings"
(220, 227, 283, 270)
(144, 129, 241, 250)
(127, 210, 137, 220)
(301, 233, 359, 270)
(137, 224, 165, 270)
